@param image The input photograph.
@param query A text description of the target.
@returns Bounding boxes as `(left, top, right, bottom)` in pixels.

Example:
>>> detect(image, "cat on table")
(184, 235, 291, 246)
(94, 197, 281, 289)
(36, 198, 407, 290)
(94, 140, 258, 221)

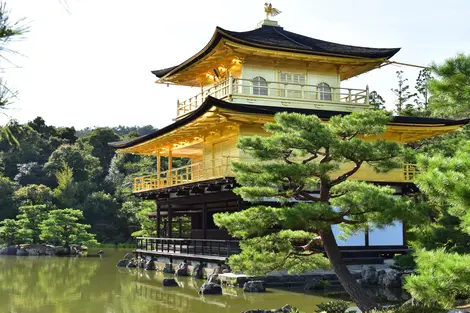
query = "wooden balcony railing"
(403, 163, 419, 181)
(133, 156, 239, 193)
(135, 237, 240, 259)
(133, 156, 420, 193)
(176, 73, 370, 118)
(177, 78, 231, 117)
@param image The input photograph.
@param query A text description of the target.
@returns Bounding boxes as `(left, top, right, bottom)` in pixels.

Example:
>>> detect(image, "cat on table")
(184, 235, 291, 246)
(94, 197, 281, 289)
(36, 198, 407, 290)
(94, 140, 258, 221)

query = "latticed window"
(318, 82, 332, 101)
(252, 76, 268, 95)
(280, 72, 305, 98)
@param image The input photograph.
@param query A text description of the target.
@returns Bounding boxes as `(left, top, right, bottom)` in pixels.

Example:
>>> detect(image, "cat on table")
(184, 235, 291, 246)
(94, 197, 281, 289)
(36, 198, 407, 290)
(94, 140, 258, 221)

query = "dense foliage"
(405, 249, 470, 309)
(0, 119, 164, 244)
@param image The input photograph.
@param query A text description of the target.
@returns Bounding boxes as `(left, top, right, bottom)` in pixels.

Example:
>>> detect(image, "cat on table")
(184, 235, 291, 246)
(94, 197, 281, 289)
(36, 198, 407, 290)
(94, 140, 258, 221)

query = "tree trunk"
(320, 227, 378, 312)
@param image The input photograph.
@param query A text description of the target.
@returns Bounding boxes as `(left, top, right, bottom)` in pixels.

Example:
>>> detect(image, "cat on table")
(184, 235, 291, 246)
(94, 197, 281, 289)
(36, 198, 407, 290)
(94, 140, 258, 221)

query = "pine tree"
(214, 111, 423, 312)
(391, 70, 416, 116)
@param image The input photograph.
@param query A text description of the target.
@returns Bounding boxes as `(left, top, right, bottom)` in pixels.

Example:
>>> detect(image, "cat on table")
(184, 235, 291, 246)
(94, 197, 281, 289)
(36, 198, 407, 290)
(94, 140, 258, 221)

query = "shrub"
(370, 303, 446, 313)
(392, 254, 416, 269)
(315, 300, 350, 313)
(404, 249, 470, 309)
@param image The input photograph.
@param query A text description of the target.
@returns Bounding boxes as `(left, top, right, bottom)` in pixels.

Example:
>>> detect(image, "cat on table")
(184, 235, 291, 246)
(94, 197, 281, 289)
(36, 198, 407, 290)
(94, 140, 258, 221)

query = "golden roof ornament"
(264, 3, 281, 20)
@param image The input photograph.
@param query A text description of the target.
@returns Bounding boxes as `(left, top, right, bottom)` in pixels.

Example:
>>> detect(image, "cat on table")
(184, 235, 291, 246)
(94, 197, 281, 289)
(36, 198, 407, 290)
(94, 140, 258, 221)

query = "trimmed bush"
(315, 300, 350, 313)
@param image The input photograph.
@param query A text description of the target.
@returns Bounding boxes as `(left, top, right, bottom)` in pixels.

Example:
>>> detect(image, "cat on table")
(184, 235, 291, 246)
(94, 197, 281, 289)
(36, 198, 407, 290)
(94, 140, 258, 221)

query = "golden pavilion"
(110, 10, 469, 264)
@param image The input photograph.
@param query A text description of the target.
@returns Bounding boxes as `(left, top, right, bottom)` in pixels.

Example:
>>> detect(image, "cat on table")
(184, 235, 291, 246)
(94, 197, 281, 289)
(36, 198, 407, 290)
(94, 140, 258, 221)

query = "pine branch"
(320, 147, 330, 163)
(302, 153, 318, 164)
(329, 161, 363, 187)
(296, 191, 321, 202)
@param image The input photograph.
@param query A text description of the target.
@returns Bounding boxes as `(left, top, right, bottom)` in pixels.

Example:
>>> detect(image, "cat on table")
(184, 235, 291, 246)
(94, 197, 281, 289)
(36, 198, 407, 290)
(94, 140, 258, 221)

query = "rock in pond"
(361, 265, 378, 285)
(379, 269, 402, 287)
(0, 246, 11, 255)
(199, 282, 222, 295)
(243, 280, 266, 293)
(162, 278, 179, 287)
(16, 248, 29, 256)
(191, 262, 204, 279)
(175, 261, 188, 276)
(242, 304, 297, 313)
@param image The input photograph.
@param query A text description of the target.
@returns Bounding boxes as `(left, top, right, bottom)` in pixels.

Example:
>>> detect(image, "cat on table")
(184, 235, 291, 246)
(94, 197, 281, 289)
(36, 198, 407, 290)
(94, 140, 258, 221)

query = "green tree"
(214, 111, 421, 312)
(81, 191, 120, 242)
(391, 70, 416, 115)
(0, 173, 17, 220)
(39, 209, 97, 247)
(405, 249, 470, 309)
(53, 165, 78, 208)
(0, 219, 21, 245)
(414, 68, 431, 115)
(130, 201, 156, 237)
(369, 90, 386, 110)
(16, 204, 49, 243)
(415, 145, 470, 234)
(44, 144, 101, 183)
(13, 184, 54, 207)
(78, 128, 119, 174)
(428, 53, 470, 118)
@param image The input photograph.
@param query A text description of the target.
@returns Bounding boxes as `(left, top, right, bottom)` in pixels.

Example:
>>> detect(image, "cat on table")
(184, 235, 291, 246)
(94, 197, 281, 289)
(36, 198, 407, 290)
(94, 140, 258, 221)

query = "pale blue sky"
(3, 0, 470, 129)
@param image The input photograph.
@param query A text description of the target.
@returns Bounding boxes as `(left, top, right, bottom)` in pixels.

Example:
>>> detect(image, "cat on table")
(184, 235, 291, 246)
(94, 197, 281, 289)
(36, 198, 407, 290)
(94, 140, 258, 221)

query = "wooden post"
(156, 202, 161, 237)
(202, 203, 207, 239)
(365, 85, 370, 105)
(168, 149, 173, 186)
(228, 72, 233, 96)
(156, 152, 161, 188)
(168, 205, 173, 238)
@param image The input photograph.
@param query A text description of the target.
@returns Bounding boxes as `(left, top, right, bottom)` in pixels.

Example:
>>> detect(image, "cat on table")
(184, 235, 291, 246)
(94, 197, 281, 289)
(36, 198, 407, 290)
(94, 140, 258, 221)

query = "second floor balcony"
(133, 156, 419, 194)
(176, 74, 370, 118)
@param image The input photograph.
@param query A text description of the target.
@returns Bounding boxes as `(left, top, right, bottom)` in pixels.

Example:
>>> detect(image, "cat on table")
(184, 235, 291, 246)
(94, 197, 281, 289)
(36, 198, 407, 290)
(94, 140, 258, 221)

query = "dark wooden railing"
(135, 237, 240, 258)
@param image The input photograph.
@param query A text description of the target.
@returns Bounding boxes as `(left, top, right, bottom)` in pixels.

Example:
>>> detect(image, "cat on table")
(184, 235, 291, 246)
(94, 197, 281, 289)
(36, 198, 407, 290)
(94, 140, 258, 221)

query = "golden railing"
(133, 159, 420, 193)
(176, 78, 231, 117)
(231, 78, 369, 105)
(133, 156, 239, 193)
(176, 74, 370, 118)
(403, 163, 419, 181)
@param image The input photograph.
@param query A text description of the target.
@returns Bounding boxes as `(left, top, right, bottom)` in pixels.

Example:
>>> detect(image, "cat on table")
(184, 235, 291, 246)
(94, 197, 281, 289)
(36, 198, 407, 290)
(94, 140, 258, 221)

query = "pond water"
(0, 248, 352, 313)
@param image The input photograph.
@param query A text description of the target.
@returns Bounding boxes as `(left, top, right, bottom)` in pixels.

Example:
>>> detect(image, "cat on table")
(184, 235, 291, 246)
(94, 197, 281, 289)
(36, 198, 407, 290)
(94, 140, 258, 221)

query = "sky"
(3, 0, 470, 129)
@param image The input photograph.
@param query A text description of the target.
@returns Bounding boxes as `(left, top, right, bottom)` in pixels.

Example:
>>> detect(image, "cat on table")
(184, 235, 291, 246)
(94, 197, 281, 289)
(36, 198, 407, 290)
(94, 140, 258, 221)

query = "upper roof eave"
(109, 96, 470, 150)
(151, 25, 401, 81)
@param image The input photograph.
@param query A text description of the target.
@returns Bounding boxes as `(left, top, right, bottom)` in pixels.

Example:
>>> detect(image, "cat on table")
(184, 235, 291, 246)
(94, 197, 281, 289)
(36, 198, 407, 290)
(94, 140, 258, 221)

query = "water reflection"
(0, 249, 349, 313)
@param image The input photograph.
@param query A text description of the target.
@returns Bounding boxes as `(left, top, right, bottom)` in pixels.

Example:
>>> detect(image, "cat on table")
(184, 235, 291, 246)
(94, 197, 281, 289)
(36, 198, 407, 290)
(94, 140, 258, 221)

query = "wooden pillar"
(168, 204, 173, 238)
(156, 202, 161, 237)
(168, 149, 173, 186)
(202, 203, 207, 239)
(364, 226, 369, 247)
(156, 152, 161, 188)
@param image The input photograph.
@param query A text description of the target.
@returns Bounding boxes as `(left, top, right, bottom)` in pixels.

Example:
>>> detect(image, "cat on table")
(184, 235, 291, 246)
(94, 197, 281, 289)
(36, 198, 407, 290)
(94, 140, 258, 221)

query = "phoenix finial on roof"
(264, 3, 281, 20)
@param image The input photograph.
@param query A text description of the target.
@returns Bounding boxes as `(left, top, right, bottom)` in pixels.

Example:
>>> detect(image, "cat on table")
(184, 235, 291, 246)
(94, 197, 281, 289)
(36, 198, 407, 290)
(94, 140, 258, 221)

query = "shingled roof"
(151, 25, 400, 79)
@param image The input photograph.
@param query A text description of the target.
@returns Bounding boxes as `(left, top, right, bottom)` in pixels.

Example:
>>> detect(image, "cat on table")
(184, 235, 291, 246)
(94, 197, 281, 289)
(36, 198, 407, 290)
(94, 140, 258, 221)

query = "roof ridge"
(272, 26, 312, 50)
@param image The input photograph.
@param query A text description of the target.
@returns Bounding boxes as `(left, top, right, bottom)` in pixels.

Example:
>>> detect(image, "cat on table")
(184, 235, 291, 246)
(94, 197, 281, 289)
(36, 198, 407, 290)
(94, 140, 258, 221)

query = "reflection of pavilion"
(133, 273, 238, 313)
(132, 273, 344, 313)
